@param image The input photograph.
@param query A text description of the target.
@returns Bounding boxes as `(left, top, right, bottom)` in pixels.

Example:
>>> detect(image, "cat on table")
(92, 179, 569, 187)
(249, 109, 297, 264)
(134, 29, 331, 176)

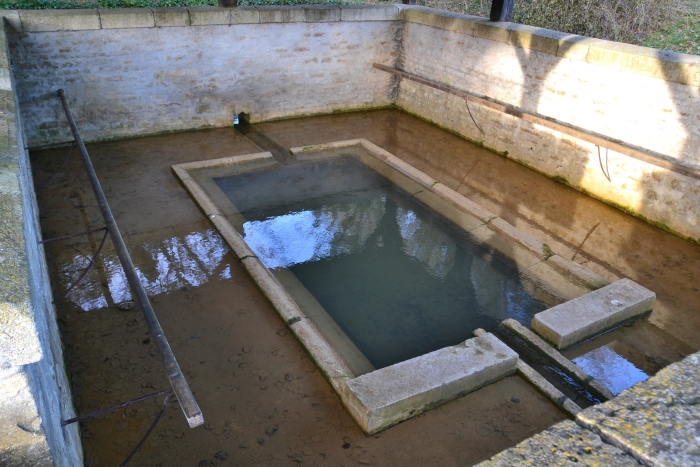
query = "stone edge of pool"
(171, 139, 654, 434)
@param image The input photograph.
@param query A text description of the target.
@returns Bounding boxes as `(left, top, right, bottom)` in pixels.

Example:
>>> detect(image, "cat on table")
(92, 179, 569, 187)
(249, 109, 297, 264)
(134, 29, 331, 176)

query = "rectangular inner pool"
(213, 154, 546, 372)
(174, 138, 592, 432)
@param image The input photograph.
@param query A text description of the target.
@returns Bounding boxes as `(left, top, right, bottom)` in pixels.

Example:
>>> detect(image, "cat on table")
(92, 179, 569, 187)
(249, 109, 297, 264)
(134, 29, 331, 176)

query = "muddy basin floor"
(31, 109, 699, 467)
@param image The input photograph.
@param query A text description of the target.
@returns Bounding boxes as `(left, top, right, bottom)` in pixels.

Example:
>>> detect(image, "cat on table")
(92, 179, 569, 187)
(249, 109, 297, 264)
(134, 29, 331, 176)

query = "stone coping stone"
(152, 7, 190, 27)
(3, 5, 697, 86)
(398, 5, 700, 87)
(345, 333, 518, 433)
(98, 8, 155, 29)
(576, 352, 700, 466)
(0, 162, 42, 368)
(532, 278, 655, 349)
(477, 420, 642, 466)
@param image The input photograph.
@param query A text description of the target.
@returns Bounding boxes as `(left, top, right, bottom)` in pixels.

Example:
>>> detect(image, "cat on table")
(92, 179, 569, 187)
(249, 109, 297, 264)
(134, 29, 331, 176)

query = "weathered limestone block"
(340, 5, 400, 22)
(152, 7, 190, 27)
(0, 163, 41, 368)
(98, 8, 155, 29)
(230, 7, 259, 25)
(256, 6, 305, 24)
(18, 9, 100, 32)
(187, 7, 230, 26)
(576, 352, 700, 466)
(477, 420, 641, 466)
(343, 334, 518, 433)
(304, 5, 341, 23)
(532, 279, 655, 349)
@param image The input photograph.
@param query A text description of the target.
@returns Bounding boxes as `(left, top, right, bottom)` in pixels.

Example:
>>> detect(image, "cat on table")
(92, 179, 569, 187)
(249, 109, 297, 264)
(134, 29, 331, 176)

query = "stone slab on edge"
(576, 352, 700, 467)
(532, 278, 655, 349)
(344, 333, 517, 433)
(477, 420, 641, 466)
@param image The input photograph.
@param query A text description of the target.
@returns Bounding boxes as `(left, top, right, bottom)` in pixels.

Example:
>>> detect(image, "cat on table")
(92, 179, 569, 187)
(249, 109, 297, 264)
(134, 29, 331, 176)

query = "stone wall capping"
(152, 7, 190, 27)
(304, 4, 341, 23)
(255, 5, 306, 24)
(401, 7, 478, 36)
(339, 4, 400, 22)
(230, 6, 260, 25)
(98, 8, 155, 29)
(400, 6, 700, 87)
(6, 5, 699, 86)
(506, 23, 570, 56)
(0, 11, 21, 33)
(18, 9, 101, 32)
(587, 41, 700, 87)
(186, 6, 231, 26)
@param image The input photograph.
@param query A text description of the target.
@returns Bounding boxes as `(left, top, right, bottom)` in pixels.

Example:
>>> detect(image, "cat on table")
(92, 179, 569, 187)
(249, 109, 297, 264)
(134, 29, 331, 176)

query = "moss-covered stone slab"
(577, 352, 700, 466)
(478, 420, 641, 466)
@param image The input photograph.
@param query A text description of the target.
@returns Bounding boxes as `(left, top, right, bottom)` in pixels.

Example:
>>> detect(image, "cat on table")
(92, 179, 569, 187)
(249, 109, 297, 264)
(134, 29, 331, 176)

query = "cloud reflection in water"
(57, 229, 229, 312)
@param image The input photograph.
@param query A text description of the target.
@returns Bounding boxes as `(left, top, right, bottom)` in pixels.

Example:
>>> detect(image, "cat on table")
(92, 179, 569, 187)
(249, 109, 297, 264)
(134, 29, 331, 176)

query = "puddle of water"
(58, 229, 229, 311)
(573, 346, 648, 395)
(213, 155, 547, 370)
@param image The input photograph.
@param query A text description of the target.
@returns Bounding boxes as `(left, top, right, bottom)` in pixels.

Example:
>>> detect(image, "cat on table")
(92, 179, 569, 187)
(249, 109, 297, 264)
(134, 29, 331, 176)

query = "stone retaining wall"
(5, 5, 401, 146)
(0, 19, 81, 467)
(0, 5, 698, 465)
(396, 7, 700, 243)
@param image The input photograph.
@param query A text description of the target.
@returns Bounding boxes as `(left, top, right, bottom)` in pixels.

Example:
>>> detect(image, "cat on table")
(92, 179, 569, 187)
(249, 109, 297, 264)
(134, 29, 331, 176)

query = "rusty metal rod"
(373, 63, 700, 181)
(61, 389, 173, 426)
(56, 89, 204, 428)
(39, 226, 107, 245)
(52, 228, 108, 304)
(26, 139, 76, 151)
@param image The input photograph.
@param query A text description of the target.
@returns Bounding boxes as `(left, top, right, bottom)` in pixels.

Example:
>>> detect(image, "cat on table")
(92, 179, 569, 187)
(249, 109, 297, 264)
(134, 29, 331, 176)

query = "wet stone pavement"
(30, 109, 700, 466)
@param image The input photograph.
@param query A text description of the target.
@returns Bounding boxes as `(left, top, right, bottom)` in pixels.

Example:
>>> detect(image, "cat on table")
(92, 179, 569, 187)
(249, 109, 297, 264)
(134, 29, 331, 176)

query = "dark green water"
(214, 155, 546, 370)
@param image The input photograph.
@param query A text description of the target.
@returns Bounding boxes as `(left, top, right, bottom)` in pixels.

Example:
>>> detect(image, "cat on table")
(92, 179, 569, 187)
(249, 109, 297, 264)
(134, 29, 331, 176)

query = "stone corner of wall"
(400, 6, 700, 87)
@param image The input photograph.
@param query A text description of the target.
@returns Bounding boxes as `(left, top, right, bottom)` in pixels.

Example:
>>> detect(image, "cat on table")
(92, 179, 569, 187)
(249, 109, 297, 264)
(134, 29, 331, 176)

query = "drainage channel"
(46, 89, 203, 465)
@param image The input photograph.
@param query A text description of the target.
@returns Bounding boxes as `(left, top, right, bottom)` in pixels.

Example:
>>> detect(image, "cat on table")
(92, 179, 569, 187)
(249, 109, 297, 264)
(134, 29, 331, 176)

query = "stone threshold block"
(532, 278, 655, 350)
(343, 333, 518, 434)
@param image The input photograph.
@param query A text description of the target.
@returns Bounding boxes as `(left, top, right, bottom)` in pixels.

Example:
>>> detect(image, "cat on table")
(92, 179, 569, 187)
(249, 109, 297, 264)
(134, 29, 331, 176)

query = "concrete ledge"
(340, 5, 400, 22)
(18, 9, 100, 32)
(304, 5, 341, 23)
(152, 7, 190, 27)
(98, 8, 155, 29)
(344, 333, 518, 433)
(532, 278, 655, 349)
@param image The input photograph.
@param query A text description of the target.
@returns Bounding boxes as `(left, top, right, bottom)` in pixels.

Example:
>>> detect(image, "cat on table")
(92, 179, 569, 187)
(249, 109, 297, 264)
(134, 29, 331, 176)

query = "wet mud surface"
(30, 109, 699, 466)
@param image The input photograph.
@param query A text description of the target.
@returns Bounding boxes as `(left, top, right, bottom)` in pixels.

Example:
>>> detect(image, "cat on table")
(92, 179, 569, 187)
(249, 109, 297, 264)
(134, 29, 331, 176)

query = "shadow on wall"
(394, 17, 700, 354)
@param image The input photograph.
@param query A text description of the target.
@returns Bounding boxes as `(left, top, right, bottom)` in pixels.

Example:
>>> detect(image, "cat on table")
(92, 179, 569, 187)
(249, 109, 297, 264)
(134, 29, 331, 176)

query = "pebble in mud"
(257, 438, 265, 445)
(265, 425, 278, 436)
(214, 451, 228, 461)
(276, 328, 287, 336)
(198, 461, 211, 467)
(118, 301, 136, 311)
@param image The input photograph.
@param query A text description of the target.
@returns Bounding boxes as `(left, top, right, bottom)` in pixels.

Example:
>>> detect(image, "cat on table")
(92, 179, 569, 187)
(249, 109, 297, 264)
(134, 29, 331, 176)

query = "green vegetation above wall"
(420, 0, 698, 55)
